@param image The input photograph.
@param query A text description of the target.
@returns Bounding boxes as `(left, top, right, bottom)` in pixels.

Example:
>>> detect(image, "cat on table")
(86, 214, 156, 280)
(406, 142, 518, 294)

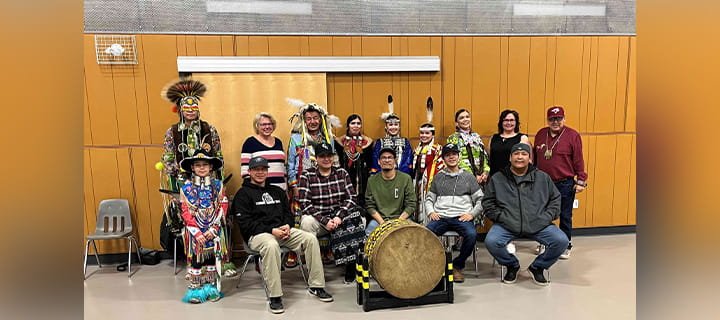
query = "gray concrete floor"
(84, 234, 635, 320)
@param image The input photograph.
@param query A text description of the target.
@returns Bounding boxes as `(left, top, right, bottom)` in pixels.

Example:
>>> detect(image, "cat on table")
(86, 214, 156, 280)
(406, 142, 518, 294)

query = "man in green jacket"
(365, 147, 417, 236)
(483, 143, 568, 286)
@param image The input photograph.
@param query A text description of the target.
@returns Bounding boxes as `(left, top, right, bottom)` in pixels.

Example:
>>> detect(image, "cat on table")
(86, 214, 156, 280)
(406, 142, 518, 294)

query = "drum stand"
(355, 250, 454, 312)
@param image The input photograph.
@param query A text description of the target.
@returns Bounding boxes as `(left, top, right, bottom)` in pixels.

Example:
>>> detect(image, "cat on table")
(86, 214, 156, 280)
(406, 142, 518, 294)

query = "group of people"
(159, 79, 588, 313)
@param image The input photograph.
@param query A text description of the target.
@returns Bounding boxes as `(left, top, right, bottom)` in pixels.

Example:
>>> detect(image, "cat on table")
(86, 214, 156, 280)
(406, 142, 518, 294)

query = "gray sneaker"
(559, 248, 571, 260)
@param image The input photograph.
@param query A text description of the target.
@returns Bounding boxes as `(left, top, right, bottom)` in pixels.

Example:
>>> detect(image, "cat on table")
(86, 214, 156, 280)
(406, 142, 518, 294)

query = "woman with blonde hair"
(240, 112, 288, 190)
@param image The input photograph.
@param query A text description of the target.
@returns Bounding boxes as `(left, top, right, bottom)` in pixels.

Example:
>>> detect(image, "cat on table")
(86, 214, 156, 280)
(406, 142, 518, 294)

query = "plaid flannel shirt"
(297, 167, 357, 225)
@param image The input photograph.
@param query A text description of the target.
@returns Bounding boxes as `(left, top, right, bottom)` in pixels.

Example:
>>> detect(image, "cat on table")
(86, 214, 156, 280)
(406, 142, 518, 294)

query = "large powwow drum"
(364, 219, 446, 299)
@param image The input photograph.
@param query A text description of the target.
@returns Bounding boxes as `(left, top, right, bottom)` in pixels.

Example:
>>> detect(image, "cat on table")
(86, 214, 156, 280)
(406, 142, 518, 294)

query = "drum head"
(372, 224, 445, 299)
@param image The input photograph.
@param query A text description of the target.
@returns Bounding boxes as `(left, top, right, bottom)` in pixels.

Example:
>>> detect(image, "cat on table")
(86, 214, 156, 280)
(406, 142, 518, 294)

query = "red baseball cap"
(547, 106, 565, 119)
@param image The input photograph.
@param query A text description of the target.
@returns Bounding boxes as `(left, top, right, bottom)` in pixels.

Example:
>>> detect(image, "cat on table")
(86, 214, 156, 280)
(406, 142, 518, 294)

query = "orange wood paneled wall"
(84, 34, 636, 253)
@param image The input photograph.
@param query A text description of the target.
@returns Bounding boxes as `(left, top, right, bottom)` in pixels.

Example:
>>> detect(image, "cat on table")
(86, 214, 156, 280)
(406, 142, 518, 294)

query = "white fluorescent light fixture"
(207, 0, 312, 15)
(513, 3, 606, 16)
(177, 56, 440, 73)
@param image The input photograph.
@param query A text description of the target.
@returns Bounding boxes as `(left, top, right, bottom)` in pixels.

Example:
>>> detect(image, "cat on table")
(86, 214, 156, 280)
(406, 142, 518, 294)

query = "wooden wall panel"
(309, 37, 333, 55)
(407, 37, 432, 137)
(84, 35, 119, 146)
(186, 35, 198, 56)
(507, 37, 531, 134)
(268, 36, 303, 55)
(235, 36, 249, 56)
(83, 150, 97, 236)
(585, 37, 599, 133)
(543, 37, 557, 121)
(626, 37, 636, 132)
(221, 35, 235, 56)
(528, 37, 548, 134)
(248, 36, 269, 55)
(612, 134, 633, 225)
(578, 37, 593, 133)
(195, 35, 223, 56)
(83, 75, 93, 145)
(112, 65, 141, 145)
(129, 148, 155, 249)
(554, 37, 585, 129)
(576, 135, 597, 227)
(470, 37, 502, 137)
(429, 37, 444, 135)
(361, 37, 392, 56)
(176, 35, 187, 56)
(361, 73, 394, 139)
(145, 147, 165, 250)
(141, 35, 180, 145)
(441, 37, 456, 137)
(593, 37, 620, 132)
(133, 36, 153, 145)
(454, 37, 473, 113)
(614, 38, 630, 131)
(591, 135, 617, 226)
(499, 37, 509, 111)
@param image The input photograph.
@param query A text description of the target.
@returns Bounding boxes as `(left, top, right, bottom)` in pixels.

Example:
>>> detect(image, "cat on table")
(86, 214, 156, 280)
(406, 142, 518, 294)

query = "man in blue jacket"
(483, 143, 568, 286)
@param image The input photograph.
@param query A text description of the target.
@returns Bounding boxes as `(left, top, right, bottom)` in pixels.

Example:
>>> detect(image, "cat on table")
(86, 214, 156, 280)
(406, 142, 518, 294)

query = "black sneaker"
(308, 287, 334, 302)
(527, 265, 549, 286)
(502, 265, 519, 284)
(268, 297, 284, 314)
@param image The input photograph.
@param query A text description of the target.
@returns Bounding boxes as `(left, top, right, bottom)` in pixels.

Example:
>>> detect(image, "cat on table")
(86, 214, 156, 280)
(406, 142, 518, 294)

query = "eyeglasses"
(380, 156, 395, 160)
(258, 123, 274, 127)
(548, 117, 564, 123)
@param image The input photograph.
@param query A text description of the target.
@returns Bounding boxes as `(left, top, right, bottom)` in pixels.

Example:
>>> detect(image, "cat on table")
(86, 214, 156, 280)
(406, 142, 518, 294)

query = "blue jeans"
(426, 217, 477, 270)
(485, 224, 569, 269)
(555, 179, 576, 248)
(365, 220, 380, 236)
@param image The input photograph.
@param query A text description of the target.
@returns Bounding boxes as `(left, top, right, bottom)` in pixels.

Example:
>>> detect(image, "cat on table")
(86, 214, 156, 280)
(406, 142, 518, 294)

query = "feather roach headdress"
(162, 78, 208, 121)
(286, 97, 341, 146)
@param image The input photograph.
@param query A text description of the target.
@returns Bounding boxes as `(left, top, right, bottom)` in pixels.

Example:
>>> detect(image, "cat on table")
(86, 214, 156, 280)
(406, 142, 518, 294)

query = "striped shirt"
(240, 136, 287, 190)
(297, 167, 357, 225)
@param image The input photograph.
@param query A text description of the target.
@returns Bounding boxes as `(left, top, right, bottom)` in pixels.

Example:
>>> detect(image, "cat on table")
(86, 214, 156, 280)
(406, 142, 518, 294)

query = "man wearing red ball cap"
(533, 106, 587, 260)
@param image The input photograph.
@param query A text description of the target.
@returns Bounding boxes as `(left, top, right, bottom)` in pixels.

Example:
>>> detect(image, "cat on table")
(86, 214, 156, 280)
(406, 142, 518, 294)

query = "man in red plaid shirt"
(298, 142, 366, 284)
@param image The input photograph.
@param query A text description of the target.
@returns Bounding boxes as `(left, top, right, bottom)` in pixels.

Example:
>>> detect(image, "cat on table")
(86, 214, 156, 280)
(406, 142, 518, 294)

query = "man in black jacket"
(483, 143, 568, 286)
(234, 156, 333, 314)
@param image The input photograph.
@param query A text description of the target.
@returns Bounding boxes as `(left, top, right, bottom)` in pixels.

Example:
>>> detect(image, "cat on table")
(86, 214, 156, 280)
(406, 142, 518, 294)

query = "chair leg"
(127, 238, 133, 277)
(132, 236, 142, 264)
(473, 245, 478, 274)
(91, 240, 102, 268)
(296, 251, 308, 287)
(238, 255, 253, 278)
(173, 237, 178, 275)
(83, 239, 91, 279)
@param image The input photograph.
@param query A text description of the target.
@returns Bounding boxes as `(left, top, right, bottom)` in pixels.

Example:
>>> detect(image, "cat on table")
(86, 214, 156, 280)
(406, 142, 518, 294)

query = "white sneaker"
(535, 244, 546, 255)
(506, 242, 516, 255)
(559, 248, 571, 260)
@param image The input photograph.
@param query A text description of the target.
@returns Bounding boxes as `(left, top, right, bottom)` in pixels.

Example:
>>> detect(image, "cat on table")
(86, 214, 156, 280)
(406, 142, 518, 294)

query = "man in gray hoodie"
(425, 143, 483, 283)
(483, 143, 568, 286)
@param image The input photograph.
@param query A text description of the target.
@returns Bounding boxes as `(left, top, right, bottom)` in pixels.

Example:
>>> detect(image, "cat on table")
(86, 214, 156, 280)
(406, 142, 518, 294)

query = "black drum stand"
(355, 250, 454, 311)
